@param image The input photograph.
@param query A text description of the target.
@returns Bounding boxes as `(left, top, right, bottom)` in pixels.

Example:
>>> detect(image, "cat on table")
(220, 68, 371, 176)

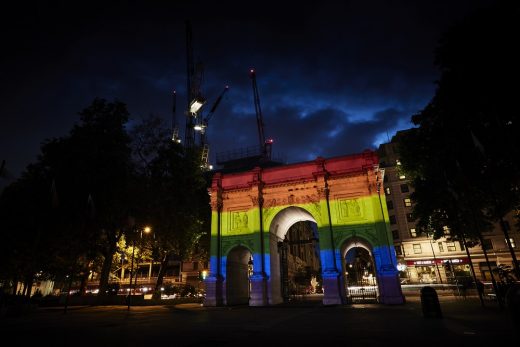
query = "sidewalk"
(1, 295, 517, 346)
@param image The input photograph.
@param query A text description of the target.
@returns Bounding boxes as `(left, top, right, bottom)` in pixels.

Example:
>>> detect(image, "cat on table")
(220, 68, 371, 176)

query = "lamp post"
(127, 226, 152, 310)
(428, 234, 443, 284)
(133, 226, 152, 294)
(127, 237, 136, 310)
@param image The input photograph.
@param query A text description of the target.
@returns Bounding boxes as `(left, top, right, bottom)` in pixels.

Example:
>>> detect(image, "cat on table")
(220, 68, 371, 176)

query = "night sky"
(0, 0, 495, 182)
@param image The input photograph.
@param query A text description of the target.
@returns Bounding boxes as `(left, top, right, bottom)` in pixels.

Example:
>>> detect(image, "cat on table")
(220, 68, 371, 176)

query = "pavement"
(0, 295, 517, 346)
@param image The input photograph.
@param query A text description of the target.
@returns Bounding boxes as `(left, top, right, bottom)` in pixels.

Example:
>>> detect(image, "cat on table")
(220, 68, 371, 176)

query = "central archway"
(268, 206, 320, 305)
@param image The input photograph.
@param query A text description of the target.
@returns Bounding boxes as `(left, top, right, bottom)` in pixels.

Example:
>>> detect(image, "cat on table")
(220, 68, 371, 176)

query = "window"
(446, 242, 456, 252)
(482, 239, 493, 250)
(410, 228, 417, 237)
(392, 230, 399, 240)
(438, 242, 444, 252)
(394, 245, 403, 256)
(385, 187, 391, 195)
(386, 200, 394, 210)
(459, 241, 465, 251)
(413, 244, 422, 254)
(400, 184, 409, 193)
(507, 238, 516, 248)
(406, 213, 415, 222)
(404, 198, 412, 207)
(389, 215, 397, 225)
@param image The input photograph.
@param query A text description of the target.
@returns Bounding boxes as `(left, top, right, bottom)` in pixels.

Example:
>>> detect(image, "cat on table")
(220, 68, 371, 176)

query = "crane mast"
(185, 21, 195, 148)
(171, 90, 181, 143)
(198, 85, 229, 147)
(250, 68, 272, 160)
(197, 85, 229, 169)
(185, 21, 205, 149)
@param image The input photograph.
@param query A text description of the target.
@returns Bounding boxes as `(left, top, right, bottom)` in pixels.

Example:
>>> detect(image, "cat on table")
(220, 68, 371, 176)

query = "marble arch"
(204, 151, 404, 306)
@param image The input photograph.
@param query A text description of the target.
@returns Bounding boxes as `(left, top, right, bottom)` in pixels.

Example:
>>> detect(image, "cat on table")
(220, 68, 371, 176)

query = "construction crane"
(249, 68, 273, 160)
(171, 90, 181, 143)
(195, 85, 229, 169)
(185, 21, 205, 149)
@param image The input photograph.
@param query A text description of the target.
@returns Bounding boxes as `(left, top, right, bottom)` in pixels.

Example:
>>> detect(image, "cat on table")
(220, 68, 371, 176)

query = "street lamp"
(127, 225, 152, 310)
(134, 226, 152, 293)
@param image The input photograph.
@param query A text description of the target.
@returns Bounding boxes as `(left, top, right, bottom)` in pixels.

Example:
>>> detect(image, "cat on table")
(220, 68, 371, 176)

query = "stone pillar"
(203, 275, 224, 306)
(204, 174, 224, 307)
(377, 266, 405, 304)
(322, 270, 343, 305)
(249, 273, 268, 306)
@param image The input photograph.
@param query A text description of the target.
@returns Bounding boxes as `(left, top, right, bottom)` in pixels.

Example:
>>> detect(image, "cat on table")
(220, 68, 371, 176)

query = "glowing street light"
(128, 225, 153, 310)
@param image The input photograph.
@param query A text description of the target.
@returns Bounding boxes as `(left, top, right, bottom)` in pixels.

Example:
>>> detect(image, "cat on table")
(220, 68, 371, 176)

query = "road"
(1, 296, 517, 346)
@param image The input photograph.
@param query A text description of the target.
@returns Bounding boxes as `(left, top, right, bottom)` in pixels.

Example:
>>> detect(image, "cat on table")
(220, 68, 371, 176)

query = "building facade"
(378, 133, 519, 285)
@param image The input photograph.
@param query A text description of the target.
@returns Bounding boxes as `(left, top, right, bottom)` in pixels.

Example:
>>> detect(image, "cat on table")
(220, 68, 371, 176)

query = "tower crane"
(185, 21, 205, 149)
(249, 68, 273, 160)
(171, 90, 181, 143)
(195, 85, 229, 169)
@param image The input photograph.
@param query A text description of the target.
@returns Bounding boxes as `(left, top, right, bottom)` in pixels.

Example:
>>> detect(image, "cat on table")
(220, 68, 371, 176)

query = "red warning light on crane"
(265, 138, 274, 144)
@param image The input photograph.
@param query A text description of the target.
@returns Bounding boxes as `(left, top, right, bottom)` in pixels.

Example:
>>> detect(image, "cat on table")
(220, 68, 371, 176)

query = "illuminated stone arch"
(204, 151, 404, 306)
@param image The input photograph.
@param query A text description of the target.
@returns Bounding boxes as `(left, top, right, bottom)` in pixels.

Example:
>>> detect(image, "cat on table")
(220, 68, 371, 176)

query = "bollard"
(420, 286, 442, 319)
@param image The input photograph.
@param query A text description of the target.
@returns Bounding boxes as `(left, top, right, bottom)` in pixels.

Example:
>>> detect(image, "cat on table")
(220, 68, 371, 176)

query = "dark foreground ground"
(0, 296, 517, 346)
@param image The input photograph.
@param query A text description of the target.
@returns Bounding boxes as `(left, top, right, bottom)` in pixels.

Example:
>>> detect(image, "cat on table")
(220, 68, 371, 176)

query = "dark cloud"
(0, 0, 496, 178)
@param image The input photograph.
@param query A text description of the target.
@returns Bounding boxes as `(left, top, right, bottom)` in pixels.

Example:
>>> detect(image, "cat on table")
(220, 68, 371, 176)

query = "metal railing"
(346, 286, 378, 303)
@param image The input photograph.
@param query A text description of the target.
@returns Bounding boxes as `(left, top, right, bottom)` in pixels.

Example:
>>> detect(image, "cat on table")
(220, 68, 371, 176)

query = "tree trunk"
(79, 267, 90, 296)
(97, 234, 118, 298)
(24, 273, 34, 298)
(153, 253, 169, 299)
(11, 274, 18, 295)
(499, 216, 520, 280)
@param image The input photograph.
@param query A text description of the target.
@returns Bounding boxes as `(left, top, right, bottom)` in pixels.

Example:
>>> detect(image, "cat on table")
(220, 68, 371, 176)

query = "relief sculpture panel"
(337, 198, 365, 222)
(225, 210, 250, 236)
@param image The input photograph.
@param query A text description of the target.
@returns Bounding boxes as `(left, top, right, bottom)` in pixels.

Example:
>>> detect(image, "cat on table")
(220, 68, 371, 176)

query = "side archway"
(224, 246, 253, 305)
(340, 237, 379, 303)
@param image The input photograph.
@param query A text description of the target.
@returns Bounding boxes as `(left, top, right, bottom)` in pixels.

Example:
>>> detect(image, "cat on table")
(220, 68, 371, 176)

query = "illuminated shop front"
(404, 258, 471, 283)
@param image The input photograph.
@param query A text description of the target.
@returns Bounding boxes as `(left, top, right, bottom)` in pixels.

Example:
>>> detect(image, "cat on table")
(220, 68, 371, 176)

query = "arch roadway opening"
(341, 238, 379, 303)
(268, 206, 321, 305)
(226, 246, 253, 305)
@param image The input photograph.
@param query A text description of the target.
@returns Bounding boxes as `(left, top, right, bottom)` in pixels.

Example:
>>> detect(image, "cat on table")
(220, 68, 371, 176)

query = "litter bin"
(420, 286, 442, 319)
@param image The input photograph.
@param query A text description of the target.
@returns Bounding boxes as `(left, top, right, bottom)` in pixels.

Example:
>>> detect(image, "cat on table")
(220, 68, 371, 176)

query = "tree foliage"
(130, 116, 210, 297)
(398, 4, 520, 249)
(0, 103, 212, 296)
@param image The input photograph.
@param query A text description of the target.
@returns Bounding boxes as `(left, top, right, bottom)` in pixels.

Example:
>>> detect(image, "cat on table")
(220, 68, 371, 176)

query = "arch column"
(249, 168, 268, 306)
(373, 178, 404, 304)
(204, 174, 224, 306)
(315, 160, 342, 305)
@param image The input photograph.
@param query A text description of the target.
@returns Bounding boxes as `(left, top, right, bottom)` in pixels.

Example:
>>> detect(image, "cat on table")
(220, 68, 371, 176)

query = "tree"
(0, 163, 60, 296)
(130, 116, 210, 298)
(398, 3, 520, 277)
(36, 98, 136, 297)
